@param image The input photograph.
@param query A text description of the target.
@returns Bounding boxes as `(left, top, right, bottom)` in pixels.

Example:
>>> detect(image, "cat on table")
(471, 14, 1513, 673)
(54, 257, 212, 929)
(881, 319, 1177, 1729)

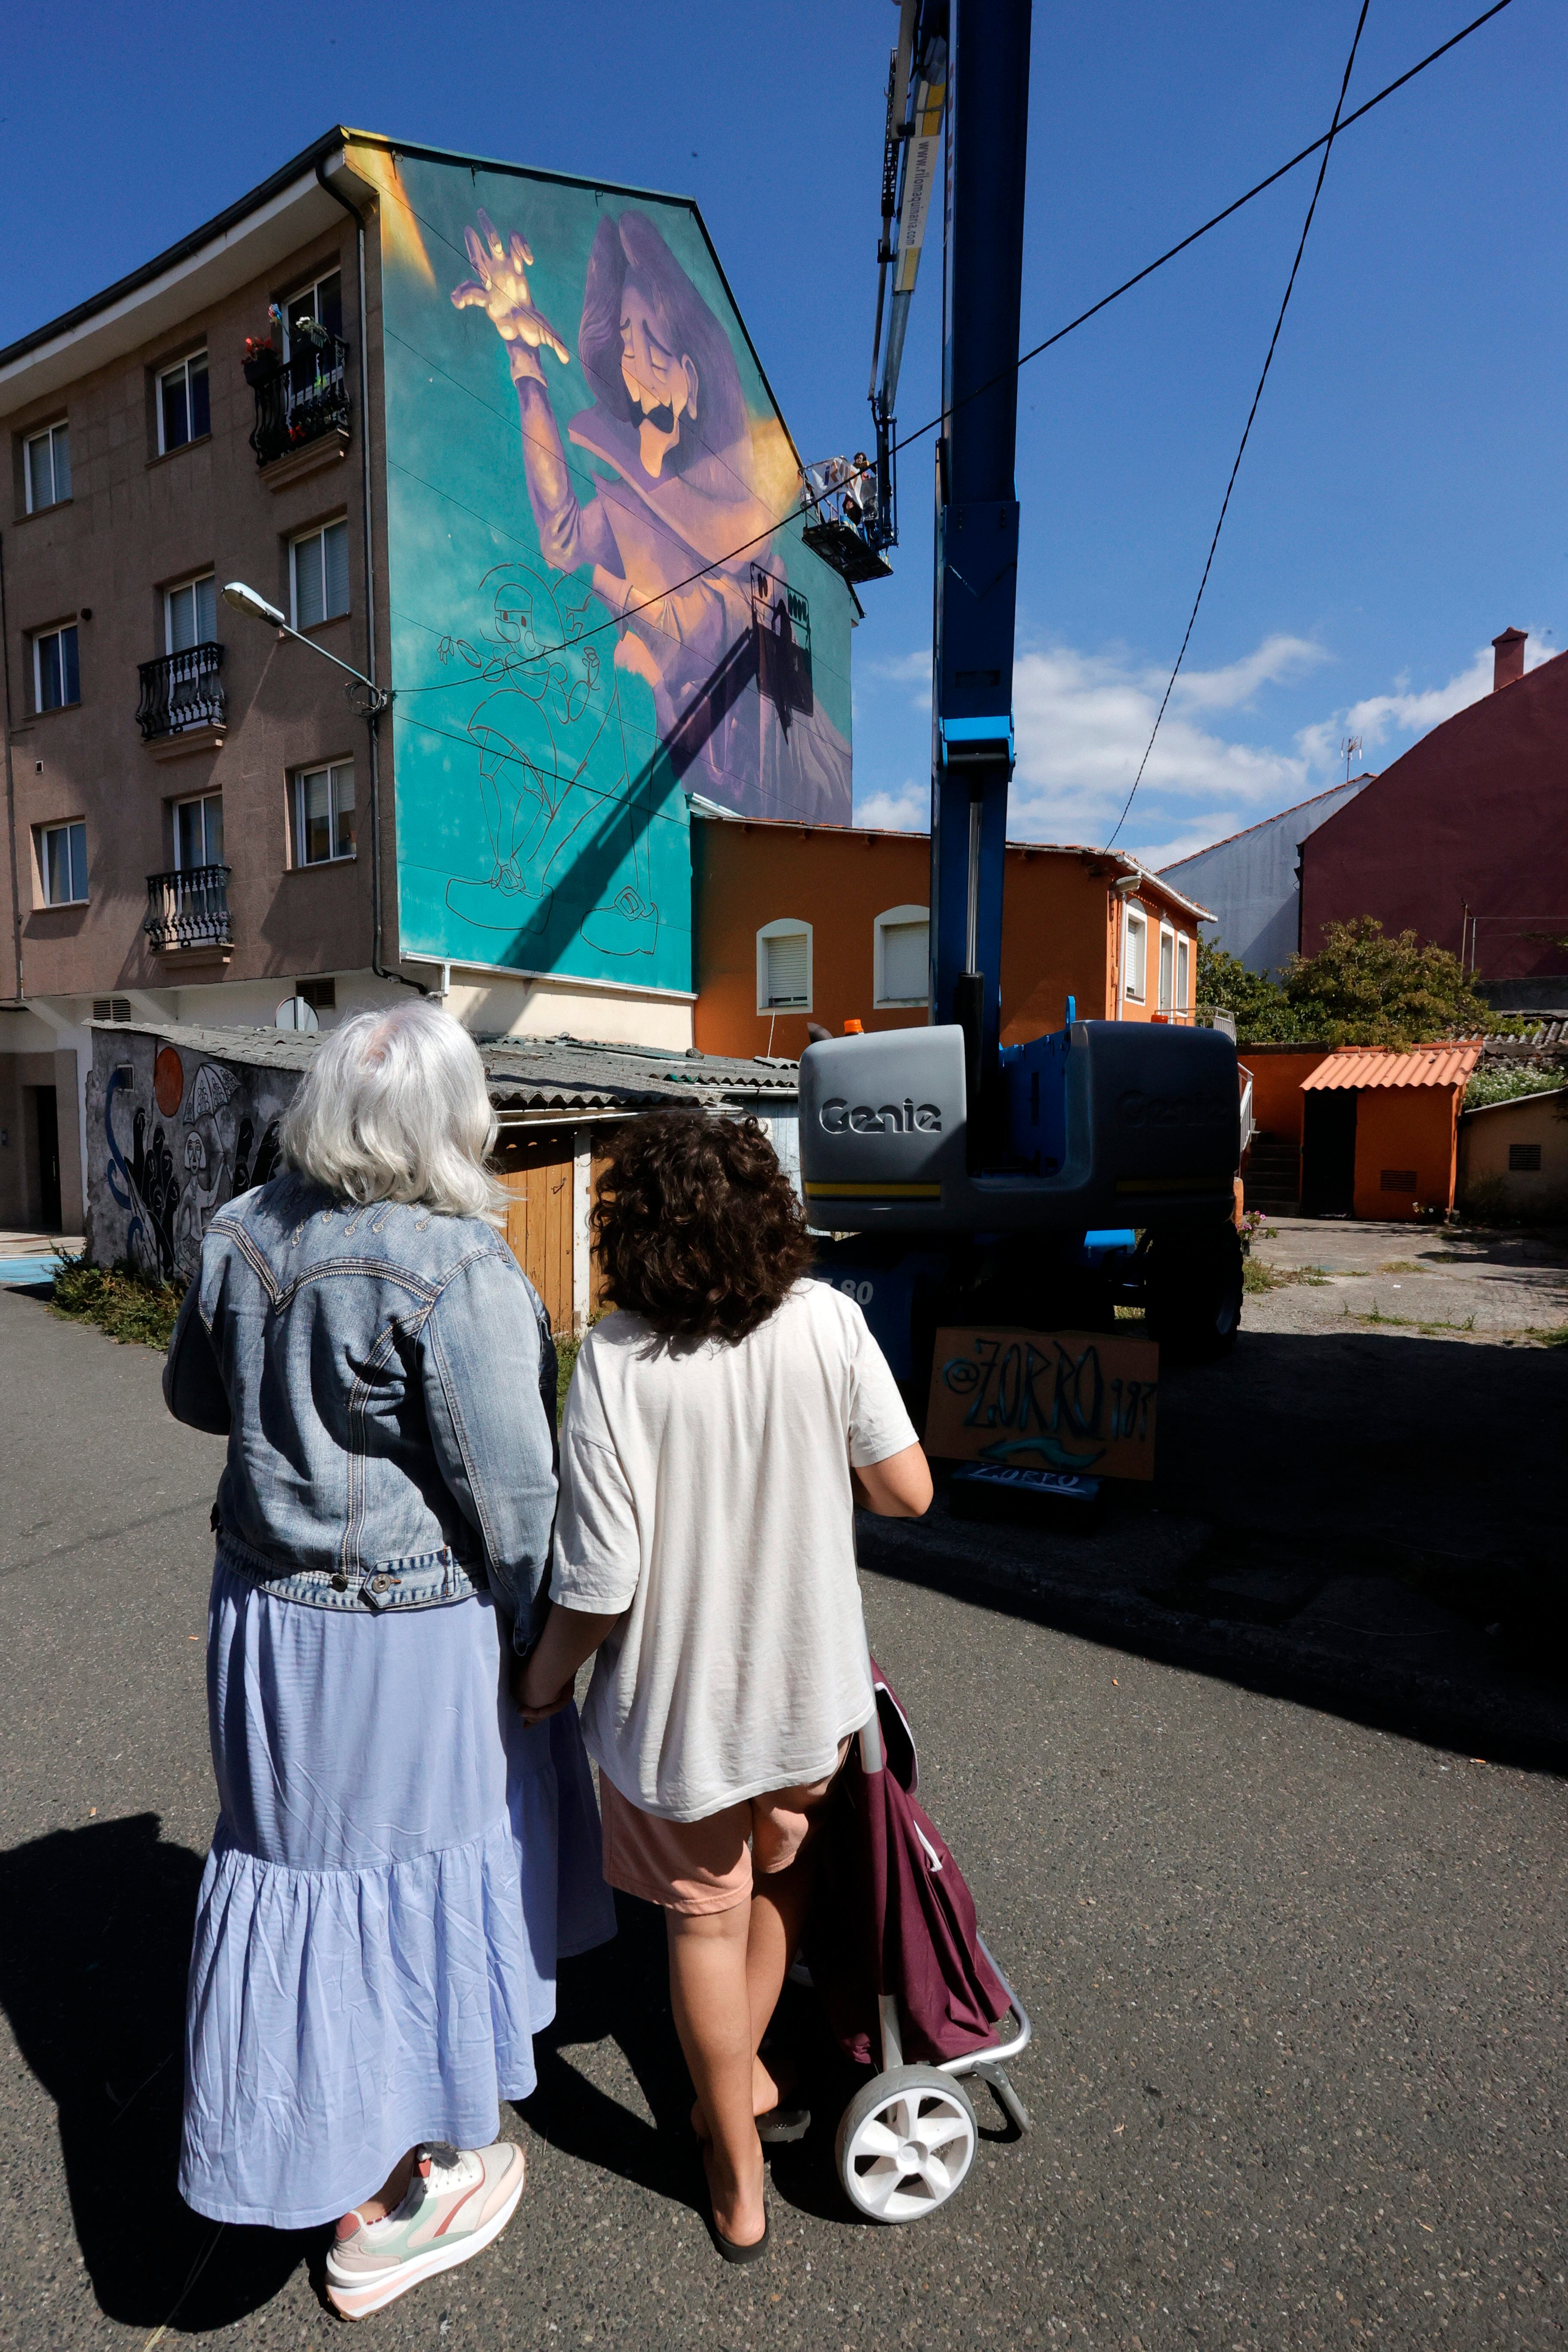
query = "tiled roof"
(90, 1021, 799, 1110)
(1300, 1044, 1483, 1092)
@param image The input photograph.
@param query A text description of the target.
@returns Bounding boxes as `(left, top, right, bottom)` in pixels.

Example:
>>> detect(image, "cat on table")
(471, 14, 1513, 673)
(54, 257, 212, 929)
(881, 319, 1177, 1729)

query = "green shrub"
(1464, 1064, 1568, 1109)
(50, 1256, 185, 1348)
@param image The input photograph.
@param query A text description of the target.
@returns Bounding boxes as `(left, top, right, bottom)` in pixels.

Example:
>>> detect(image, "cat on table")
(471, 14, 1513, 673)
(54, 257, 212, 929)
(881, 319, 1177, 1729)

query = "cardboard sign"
(925, 1327, 1159, 1481)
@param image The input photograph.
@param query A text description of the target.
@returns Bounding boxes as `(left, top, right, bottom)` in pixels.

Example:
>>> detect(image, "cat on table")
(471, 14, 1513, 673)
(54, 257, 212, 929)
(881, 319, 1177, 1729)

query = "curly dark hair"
(592, 1111, 813, 1341)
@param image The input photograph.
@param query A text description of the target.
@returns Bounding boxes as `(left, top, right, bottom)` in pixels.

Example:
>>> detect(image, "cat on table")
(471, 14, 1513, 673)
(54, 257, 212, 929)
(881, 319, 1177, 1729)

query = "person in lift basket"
(519, 1109, 932, 2261)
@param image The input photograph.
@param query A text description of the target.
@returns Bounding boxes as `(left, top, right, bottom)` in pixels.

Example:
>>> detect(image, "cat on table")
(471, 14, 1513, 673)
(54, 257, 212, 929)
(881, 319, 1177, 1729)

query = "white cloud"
(855, 781, 928, 831)
(1168, 633, 1324, 712)
(851, 627, 1563, 868)
(1294, 633, 1556, 770)
(1008, 643, 1310, 851)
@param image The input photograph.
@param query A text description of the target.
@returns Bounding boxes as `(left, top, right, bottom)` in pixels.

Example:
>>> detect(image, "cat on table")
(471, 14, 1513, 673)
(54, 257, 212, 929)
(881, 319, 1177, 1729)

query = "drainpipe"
(1, 531, 24, 1006)
(316, 154, 424, 996)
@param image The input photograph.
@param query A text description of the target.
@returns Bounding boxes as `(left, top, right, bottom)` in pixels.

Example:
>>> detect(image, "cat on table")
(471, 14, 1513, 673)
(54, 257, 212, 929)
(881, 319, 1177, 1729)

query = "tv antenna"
(1338, 734, 1363, 783)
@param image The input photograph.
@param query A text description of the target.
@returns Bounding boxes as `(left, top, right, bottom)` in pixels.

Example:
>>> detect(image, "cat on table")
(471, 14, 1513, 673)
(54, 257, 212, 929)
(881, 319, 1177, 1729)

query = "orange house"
(690, 810, 1211, 1059)
(1243, 1041, 1482, 1219)
(1299, 1044, 1482, 1221)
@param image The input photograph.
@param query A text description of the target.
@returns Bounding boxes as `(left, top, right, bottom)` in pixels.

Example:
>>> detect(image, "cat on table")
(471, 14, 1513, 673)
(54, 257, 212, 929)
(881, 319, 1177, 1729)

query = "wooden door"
(495, 1138, 574, 1335)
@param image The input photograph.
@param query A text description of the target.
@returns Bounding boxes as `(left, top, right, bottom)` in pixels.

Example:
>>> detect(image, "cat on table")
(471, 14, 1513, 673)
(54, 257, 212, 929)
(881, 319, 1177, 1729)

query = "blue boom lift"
(799, 0, 1245, 1409)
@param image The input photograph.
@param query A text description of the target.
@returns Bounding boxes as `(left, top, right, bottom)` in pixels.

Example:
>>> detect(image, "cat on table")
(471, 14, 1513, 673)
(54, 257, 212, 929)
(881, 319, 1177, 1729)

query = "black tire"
(1143, 1222, 1243, 1362)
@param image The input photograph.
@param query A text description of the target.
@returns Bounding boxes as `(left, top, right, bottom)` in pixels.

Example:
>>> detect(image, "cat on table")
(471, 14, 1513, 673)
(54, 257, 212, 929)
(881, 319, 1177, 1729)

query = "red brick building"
(1299, 630, 1568, 1015)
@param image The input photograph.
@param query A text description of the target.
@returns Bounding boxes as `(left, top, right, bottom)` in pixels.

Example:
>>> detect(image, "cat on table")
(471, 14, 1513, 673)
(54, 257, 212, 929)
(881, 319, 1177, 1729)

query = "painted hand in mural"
(450, 212, 571, 384)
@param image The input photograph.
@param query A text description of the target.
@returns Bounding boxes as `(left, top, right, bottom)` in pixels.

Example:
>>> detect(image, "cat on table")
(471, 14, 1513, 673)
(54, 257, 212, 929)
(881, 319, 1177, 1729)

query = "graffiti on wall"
(370, 144, 856, 997)
(98, 1044, 289, 1282)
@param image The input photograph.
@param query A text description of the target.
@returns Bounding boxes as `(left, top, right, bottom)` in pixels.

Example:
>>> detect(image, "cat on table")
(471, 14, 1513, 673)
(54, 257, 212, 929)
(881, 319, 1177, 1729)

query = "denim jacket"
(164, 1174, 557, 1643)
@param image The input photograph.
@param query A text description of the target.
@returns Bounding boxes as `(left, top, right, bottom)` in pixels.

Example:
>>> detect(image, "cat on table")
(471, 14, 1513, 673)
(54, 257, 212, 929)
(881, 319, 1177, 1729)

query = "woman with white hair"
(163, 1001, 613, 2318)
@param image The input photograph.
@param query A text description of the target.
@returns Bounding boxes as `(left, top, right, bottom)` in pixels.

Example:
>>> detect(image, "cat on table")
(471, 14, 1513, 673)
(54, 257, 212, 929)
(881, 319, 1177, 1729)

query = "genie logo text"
(819, 1098, 944, 1136)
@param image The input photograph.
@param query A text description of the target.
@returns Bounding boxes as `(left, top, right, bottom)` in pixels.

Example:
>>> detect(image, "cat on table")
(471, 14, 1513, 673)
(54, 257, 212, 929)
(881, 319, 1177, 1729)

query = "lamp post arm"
(271, 619, 392, 712)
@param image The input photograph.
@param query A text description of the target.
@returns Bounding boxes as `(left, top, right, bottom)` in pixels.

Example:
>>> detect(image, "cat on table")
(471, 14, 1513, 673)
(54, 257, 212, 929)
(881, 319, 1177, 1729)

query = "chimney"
(1491, 626, 1527, 691)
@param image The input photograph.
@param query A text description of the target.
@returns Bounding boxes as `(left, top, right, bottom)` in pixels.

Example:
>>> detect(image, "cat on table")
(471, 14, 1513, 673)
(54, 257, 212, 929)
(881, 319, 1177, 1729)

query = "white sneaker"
(325, 2141, 526, 2320)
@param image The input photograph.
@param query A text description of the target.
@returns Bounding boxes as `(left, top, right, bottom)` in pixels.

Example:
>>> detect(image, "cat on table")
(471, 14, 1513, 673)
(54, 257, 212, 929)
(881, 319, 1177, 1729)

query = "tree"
(1197, 920, 1492, 1047)
(1279, 918, 1492, 1046)
(1195, 940, 1325, 1044)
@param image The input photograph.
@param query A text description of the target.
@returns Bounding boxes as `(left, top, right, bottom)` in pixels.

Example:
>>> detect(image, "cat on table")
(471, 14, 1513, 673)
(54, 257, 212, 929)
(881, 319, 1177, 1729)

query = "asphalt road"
(1, 1287, 1564, 2351)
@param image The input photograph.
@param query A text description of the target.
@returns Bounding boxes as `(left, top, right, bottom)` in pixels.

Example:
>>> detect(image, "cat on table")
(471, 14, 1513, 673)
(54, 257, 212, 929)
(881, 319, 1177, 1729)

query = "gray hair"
(280, 1001, 505, 1221)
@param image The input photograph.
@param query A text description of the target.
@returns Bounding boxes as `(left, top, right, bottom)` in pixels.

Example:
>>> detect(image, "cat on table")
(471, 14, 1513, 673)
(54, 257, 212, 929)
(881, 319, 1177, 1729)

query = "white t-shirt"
(551, 1280, 918, 1821)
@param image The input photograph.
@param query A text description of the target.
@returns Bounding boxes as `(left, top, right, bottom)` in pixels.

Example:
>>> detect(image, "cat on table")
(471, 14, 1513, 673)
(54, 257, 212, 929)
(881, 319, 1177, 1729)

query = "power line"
(410, 0, 1511, 673)
(1105, 0, 1374, 850)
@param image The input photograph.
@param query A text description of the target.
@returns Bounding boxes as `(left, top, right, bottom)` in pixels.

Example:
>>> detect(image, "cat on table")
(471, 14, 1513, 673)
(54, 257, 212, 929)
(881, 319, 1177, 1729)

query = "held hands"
(514, 1646, 575, 1725)
(450, 210, 572, 385)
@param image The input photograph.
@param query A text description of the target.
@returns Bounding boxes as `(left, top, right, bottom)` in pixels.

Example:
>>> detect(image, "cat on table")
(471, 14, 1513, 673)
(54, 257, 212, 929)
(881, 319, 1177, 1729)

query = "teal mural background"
(375, 148, 856, 996)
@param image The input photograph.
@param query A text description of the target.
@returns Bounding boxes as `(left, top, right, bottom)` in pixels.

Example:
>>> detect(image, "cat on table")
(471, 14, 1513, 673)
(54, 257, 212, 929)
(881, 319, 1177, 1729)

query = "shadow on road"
(0, 1814, 313, 2330)
(862, 1328, 1568, 1773)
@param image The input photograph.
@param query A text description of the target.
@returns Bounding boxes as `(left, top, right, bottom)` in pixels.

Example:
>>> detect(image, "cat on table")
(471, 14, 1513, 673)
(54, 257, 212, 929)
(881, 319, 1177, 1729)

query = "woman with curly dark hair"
(519, 1110, 931, 2260)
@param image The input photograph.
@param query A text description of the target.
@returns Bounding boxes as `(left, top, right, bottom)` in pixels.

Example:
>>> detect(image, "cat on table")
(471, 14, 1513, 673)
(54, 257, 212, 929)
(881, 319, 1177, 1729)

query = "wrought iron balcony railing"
(144, 864, 232, 952)
(137, 642, 226, 742)
(247, 334, 352, 468)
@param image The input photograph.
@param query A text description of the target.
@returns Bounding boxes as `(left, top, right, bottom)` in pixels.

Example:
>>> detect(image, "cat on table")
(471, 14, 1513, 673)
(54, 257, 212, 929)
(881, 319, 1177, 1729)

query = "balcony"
(137, 643, 227, 760)
(144, 864, 232, 954)
(247, 334, 351, 483)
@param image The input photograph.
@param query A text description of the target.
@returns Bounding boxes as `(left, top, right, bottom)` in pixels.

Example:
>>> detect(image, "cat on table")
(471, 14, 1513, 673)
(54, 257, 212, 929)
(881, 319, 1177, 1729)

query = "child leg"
(665, 1903, 766, 2247)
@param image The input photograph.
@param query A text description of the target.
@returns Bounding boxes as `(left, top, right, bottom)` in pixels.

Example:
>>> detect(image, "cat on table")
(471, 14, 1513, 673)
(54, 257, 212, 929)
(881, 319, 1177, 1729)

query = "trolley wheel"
(835, 2065, 979, 2223)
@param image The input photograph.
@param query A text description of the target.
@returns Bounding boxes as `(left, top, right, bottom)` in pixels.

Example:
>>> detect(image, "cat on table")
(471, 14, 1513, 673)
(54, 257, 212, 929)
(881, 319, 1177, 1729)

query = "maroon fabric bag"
(805, 1660, 1011, 2067)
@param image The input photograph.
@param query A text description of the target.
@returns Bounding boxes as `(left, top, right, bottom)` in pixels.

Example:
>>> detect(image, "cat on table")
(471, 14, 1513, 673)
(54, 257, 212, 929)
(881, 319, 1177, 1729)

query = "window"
(24, 420, 70, 512)
(174, 793, 224, 870)
(165, 573, 217, 653)
(1176, 933, 1191, 1014)
(1158, 926, 1175, 1013)
(294, 762, 355, 865)
(282, 270, 344, 357)
(38, 819, 87, 905)
(297, 976, 337, 1012)
(291, 519, 349, 628)
(1123, 906, 1147, 1002)
(1509, 1142, 1543, 1173)
(158, 351, 210, 453)
(873, 904, 930, 1007)
(756, 918, 812, 1012)
(33, 624, 80, 713)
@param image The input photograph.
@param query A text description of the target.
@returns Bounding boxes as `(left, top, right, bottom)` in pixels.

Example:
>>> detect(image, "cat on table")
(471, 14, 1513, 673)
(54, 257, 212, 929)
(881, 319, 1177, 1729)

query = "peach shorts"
(599, 1741, 851, 1916)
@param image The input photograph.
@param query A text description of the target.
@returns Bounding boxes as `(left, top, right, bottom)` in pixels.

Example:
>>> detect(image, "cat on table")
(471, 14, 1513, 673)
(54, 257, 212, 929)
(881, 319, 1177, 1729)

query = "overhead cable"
(1105, 0, 1374, 849)
(466, 0, 1512, 670)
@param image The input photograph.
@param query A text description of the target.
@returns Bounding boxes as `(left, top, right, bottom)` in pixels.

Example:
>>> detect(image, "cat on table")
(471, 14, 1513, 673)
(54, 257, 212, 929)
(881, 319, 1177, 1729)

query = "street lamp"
(222, 580, 391, 716)
(221, 579, 416, 997)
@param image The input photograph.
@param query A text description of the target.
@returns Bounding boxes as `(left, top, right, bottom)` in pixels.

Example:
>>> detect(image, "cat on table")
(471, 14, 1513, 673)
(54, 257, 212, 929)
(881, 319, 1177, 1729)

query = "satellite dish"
(275, 995, 318, 1033)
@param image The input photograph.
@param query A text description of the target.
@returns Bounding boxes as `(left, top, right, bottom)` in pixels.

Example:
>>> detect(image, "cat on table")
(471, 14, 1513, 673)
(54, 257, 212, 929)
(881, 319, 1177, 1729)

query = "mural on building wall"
(91, 1040, 294, 1280)
(367, 144, 854, 996)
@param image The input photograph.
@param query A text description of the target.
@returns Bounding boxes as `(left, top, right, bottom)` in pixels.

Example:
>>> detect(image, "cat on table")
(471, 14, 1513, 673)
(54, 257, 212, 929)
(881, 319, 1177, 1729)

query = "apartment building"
(0, 130, 858, 1230)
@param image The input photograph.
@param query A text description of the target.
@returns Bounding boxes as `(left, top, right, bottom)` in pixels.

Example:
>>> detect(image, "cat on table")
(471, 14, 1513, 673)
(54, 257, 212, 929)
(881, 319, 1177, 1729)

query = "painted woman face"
(620, 281, 698, 474)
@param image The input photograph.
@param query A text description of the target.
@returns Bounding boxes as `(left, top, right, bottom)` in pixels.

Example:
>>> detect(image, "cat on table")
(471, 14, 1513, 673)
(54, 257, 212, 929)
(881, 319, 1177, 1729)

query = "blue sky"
(4, 0, 1562, 869)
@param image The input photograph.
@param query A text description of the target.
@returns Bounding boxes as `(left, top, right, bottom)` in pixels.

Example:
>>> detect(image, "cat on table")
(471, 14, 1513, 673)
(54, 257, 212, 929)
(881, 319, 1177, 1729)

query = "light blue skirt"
(180, 1556, 616, 2230)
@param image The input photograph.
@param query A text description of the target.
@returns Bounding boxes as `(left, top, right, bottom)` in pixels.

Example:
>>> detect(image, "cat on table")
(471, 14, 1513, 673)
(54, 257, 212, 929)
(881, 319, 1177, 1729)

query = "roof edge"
(0, 127, 351, 374)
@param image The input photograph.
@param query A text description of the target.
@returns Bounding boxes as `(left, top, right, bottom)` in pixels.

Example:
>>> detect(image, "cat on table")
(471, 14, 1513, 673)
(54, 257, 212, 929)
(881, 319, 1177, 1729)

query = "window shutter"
(325, 520, 350, 618)
(765, 929, 808, 1005)
(881, 919, 928, 1001)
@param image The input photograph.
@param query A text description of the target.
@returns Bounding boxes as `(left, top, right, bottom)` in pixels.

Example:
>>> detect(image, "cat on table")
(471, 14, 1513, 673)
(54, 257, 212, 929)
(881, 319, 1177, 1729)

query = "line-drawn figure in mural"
(104, 1049, 283, 1283)
(174, 1063, 241, 1277)
(450, 206, 851, 856)
(437, 561, 657, 957)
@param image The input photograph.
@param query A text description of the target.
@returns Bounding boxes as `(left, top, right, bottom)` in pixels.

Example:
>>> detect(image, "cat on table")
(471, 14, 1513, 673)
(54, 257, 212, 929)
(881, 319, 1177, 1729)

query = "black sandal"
(710, 2202, 770, 2265)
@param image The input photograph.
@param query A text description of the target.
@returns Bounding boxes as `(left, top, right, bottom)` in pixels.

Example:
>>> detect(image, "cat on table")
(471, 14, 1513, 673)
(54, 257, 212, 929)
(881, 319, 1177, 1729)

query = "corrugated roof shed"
(1300, 1044, 1483, 1092)
(92, 1022, 799, 1114)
